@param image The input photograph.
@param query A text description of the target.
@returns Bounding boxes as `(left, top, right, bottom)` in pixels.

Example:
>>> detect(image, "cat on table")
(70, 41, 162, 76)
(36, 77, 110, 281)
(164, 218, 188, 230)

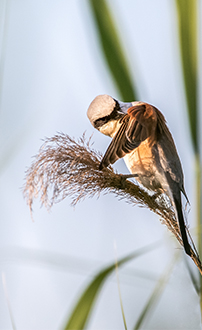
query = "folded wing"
(99, 103, 157, 170)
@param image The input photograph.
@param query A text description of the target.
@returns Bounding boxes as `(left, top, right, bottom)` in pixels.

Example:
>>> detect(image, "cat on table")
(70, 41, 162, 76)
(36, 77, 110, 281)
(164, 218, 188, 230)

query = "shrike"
(87, 94, 191, 256)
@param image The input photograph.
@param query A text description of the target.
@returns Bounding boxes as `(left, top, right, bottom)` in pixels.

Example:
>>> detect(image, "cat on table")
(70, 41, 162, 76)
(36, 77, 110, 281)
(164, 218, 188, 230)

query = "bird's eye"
(93, 101, 123, 129)
(94, 116, 108, 128)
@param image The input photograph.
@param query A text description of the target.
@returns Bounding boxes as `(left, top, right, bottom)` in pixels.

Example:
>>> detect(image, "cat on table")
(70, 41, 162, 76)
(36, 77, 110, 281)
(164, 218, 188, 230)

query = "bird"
(87, 94, 191, 256)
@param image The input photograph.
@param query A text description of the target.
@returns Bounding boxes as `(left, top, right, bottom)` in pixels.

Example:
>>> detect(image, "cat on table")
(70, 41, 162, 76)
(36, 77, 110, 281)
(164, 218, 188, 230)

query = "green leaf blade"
(64, 242, 159, 329)
(175, 0, 198, 153)
(88, 0, 137, 101)
(133, 254, 178, 330)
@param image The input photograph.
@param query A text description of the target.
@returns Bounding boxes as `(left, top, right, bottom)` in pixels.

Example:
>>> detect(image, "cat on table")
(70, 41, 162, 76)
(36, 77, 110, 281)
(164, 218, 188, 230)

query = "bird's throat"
(99, 120, 121, 138)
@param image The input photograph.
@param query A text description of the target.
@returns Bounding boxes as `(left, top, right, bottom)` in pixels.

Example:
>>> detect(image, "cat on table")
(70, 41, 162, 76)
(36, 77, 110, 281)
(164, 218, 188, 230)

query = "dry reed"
(23, 132, 202, 274)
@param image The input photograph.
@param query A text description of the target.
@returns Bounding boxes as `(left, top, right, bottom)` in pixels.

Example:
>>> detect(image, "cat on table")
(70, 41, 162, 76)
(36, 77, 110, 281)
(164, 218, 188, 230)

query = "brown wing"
(99, 103, 157, 170)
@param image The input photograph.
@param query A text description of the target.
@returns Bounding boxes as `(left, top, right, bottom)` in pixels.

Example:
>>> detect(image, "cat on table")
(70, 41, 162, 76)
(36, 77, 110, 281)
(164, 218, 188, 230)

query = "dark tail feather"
(173, 195, 191, 256)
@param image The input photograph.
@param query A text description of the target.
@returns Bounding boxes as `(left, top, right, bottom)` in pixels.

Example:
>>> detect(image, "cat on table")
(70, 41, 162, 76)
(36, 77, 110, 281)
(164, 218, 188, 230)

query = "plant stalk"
(195, 153, 202, 312)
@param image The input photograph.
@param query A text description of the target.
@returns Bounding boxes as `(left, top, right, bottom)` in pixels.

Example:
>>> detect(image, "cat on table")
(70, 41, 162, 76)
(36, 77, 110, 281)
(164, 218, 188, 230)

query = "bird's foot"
(119, 173, 138, 189)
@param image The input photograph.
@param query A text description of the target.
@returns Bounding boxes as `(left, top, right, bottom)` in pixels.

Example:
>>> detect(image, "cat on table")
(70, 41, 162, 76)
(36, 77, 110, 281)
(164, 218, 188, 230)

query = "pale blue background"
(0, 1, 201, 329)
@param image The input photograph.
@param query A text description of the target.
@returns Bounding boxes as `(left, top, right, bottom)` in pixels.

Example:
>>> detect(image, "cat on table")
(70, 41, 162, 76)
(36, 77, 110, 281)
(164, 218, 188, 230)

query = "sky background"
(0, 1, 201, 329)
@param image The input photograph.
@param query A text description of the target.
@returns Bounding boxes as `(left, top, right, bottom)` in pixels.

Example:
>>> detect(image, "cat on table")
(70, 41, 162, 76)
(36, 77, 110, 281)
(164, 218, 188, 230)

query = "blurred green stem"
(88, 0, 137, 101)
(196, 154, 201, 255)
(196, 153, 202, 310)
(175, 0, 201, 307)
(175, 0, 198, 153)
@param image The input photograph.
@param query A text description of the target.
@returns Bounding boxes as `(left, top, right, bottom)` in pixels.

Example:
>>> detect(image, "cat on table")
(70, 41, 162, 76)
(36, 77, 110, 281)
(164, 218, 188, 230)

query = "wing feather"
(99, 103, 157, 169)
(99, 116, 129, 169)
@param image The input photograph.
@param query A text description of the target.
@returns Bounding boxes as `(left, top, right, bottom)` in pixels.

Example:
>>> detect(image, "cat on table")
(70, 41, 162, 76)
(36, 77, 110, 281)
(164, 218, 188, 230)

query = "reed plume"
(23, 132, 202, 274)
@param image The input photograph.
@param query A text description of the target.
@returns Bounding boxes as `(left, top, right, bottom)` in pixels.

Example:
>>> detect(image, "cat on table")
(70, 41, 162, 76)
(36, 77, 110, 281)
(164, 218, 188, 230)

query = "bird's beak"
(118, 101, 133, 114)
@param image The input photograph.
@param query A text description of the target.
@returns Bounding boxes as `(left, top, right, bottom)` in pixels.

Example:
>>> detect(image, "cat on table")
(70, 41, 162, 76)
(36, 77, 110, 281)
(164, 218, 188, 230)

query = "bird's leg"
(120, 174, 139, 179)
(119, 173, 139, 189)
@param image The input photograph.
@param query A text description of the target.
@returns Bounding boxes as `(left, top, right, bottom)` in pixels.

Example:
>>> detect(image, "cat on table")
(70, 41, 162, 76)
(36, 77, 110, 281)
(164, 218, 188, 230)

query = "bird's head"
(87, 94, 132, 138)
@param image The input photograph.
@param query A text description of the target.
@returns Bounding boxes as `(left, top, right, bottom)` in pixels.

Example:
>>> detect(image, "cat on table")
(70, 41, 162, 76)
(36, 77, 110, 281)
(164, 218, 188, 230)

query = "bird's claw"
(119, 173, 138, 189)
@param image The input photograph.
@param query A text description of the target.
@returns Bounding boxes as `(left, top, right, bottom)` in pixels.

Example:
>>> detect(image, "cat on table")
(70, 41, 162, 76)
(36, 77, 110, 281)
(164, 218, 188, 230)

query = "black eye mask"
(94, 101, 122, 129)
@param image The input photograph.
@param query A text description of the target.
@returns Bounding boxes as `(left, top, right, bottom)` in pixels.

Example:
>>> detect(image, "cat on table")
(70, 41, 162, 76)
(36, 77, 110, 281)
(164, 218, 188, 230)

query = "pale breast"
(124, 140, 154, 174)
(123, 139, 166, 192)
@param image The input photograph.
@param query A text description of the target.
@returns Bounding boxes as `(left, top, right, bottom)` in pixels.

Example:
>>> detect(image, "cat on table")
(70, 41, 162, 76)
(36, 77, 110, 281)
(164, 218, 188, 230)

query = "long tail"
(173, 195, 191, 256)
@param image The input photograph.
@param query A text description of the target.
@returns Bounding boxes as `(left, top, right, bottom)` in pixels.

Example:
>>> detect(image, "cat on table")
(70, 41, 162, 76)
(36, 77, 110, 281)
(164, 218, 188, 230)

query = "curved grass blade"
(175, 0, 198, 153)
(88, 0, 137, 101)
(2, 272, 17, 330)
(114, 241, 128, 330)
(133, 253, 178, 330)
(175, 0, 201, 310)
(63, 242, 160, 330)
(184, 256, 200, 295)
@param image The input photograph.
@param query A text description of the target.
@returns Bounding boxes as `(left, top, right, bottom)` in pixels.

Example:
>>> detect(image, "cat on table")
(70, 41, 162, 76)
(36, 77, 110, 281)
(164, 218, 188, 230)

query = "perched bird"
(87, 94, 191, 256)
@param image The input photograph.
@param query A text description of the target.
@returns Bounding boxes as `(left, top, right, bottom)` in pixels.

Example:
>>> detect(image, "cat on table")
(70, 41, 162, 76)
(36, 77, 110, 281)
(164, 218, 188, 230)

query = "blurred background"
(0, 0, 201, 329)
